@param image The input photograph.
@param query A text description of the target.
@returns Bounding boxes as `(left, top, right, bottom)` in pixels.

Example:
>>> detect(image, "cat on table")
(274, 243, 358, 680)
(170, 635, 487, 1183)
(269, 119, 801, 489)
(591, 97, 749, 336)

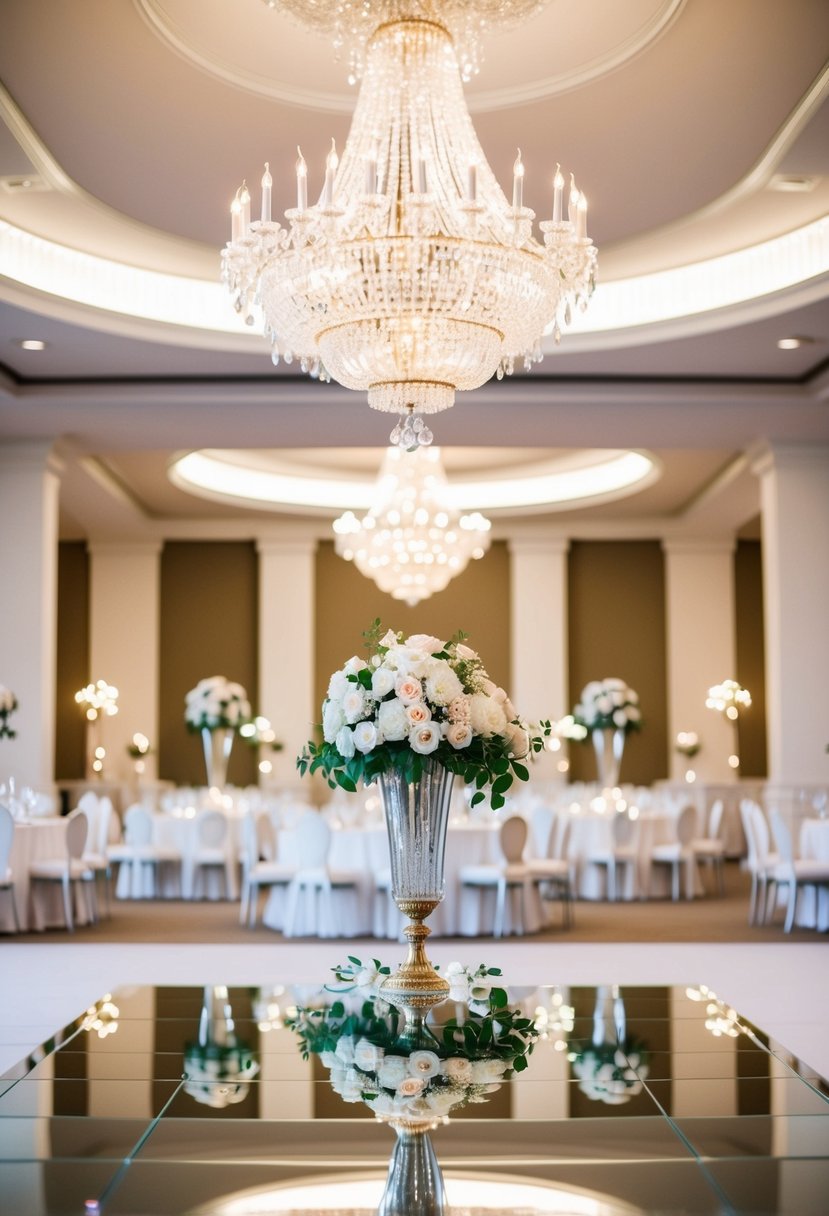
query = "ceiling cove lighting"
(333, 446, 492, 605)
(221, 1, 597, 444)
(17, 338, 47, 350)
(776, 335, 812, 349)
(169, 448, 657, 514)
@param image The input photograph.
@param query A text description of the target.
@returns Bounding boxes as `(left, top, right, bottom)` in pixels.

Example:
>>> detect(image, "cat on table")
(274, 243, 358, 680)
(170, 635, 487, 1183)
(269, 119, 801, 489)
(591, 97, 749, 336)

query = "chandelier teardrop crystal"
(333, 447, 491, 605)
(222, 3, 597, 442)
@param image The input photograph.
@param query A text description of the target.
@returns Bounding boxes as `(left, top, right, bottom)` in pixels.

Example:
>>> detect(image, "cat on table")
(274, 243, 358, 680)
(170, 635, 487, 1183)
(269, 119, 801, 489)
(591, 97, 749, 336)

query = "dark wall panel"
(567, 541, 668, 786)
(159, 542, 258, 787)
(735, 540, 767, 778)
(55, 541, 89, 780)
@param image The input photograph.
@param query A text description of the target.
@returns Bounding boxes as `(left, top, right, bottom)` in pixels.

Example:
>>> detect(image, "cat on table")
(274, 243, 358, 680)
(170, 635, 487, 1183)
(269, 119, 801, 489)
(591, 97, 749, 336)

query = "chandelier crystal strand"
(332, 446, 491, 605)
(222, 6, 597, 437)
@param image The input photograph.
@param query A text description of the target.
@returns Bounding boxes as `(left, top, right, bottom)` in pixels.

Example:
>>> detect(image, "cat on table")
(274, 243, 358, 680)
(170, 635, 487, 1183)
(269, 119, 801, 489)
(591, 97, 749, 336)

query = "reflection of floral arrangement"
(183, 1041, 260, 1107)
(287, 959, 538, 1124)
(185, 676, 251, 732)
(298, 622, 550, 810)
(573, 679, 641, 734)
(570, 1038, 649, 1105)
(0, 686, 18, 739)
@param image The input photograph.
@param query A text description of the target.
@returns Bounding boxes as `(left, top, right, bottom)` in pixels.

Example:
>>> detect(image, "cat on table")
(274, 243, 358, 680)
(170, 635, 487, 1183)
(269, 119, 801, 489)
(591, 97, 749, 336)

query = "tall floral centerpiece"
(185, 676, 251, 790)
(573, 678, 641, 788)
(299, 623, 549, 1004)
(0, 686, 18, 739)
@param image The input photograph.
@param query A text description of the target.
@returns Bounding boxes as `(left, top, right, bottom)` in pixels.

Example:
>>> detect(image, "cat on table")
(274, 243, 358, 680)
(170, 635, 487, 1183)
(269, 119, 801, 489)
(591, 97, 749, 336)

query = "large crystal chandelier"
(332, 446, 491, 605)
(222, 1, 597, 443)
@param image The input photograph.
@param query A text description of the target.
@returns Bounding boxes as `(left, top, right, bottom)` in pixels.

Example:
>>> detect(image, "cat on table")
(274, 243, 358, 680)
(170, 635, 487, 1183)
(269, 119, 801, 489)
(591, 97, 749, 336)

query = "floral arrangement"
(0, 686, 18, 739)
(298, 621, 550, 810)
(573, 678, 641, 734)
(705, 679, 751, 719)
(675, 731, 701, 759)
(184, 676, 251, 733)
(286, 958, 538, 1123)
(570, 1038, 649, 1105)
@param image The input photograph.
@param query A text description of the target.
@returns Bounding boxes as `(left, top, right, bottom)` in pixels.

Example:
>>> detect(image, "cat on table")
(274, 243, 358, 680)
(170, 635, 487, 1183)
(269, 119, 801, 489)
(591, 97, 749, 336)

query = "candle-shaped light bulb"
(552, 162, 564, 223)
(568, 172, 579, 224)
(322, 137, 338, 208)
(230, 190, 243, 242)
(417, 157, 427, 194)
(295, 146, 308, 212)
(576, 192, 587, 238)
(467, 161, 478, 204)
(261, 162, 272, 223)
(512, 149, 524, 210)
(239, 180, 251, 230)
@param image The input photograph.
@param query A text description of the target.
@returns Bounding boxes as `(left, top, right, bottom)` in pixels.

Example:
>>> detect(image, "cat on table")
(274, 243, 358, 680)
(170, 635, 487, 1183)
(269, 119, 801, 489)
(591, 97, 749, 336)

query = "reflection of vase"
(202, 727, 234, 789)
(377, 1123, 447, 1216)
(592, 728, 625, 788)
(376, 758, 455, 1006)
(593, 983, 626, 1047)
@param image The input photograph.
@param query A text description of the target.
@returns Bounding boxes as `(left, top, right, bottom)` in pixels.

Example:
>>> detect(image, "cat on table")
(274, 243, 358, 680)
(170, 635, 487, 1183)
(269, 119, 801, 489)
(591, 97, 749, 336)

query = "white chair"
(282, 812, 362, 937)
(81, 796, 115, 917)
(459, 815, 531, 937)
(767, 810, 829, 933)
(528, 813, 576, 927)
(239, 813, 295, 927)
(191, 810, 235, 899)
(692, 799, 726, 896)
(108, 805, 182, 898)
(649, 805, 697, 901)
(587, 813, 640, 902)
(29, 811, 96, 931)
(741, 800, 778, 925)
(0, 804, 21, 932)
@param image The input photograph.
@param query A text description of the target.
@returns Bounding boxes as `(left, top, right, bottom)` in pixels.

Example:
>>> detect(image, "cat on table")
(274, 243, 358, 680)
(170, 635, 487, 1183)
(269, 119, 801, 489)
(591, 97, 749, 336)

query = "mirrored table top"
(1, 976, 827, 1216)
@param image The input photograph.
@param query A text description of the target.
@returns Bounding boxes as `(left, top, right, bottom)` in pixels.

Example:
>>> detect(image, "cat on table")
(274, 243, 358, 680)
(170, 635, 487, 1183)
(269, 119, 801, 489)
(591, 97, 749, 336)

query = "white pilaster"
(0, 443, 62, 790)
(754, 444, 829, 784)
(88, 542, 162, 783)
(663, 539, 737, 783)
(257, 538, 316, 787)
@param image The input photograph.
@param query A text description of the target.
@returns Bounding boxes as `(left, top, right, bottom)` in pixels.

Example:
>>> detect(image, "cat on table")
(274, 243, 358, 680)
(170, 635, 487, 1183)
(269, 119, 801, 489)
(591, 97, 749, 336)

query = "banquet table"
(3, 817, 94, 932)
(261, 818, 545, 937)
(114, 810, 242, 901)
(795, 818, 829, 931)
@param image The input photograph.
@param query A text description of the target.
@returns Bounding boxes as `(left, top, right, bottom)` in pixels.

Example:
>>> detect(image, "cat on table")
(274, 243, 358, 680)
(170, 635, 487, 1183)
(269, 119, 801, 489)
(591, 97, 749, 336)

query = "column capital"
(0, 440, 64, 478)
(87, 540, 164, 559)
(256, 537, 318, 558)
(508, 535, 570, 558)
(662, 537, 736, 557)
(750, 441, 829, 479)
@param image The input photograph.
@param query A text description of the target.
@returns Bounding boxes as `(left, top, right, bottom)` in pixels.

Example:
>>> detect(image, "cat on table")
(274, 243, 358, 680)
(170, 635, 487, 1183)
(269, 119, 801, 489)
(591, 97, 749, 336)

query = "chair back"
(748, 803, 773, 863)
(240, 813, 260, 867)
(499, 815, 528, 864)
(94, 797, 113, 855)
(707, 799, 724, 840)
(0, 804, 14, 873)
(769, 809, 795, 865)
(295, 811, 331, 869)
(530, 805, 556, 859)
(554, 815, 572, 860)
(739, 799, 759, 865)
(124, 805, 155, 847)
(613, 813, 636, 848)
(76, 791, 99, 816)
(66, 811, 89, 860)
(197, 810, 228, 848)
(256, 814, 276, 861)
(675, 805, 696, 847)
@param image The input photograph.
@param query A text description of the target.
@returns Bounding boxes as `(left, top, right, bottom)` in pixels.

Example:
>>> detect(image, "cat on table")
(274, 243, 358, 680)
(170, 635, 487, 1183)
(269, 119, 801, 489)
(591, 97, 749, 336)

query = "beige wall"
(314, 540, 511, 726)
(55, 541, 89, 780)
(735, 540, 767, 779)
(567, 541, 668, 785)
(158, 542, 259, 787)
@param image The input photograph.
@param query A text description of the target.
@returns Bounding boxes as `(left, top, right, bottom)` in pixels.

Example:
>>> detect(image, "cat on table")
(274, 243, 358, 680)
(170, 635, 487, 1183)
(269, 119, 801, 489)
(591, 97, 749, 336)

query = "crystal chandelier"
(332, 446, 491, 605)
(222, 1, 597, 444)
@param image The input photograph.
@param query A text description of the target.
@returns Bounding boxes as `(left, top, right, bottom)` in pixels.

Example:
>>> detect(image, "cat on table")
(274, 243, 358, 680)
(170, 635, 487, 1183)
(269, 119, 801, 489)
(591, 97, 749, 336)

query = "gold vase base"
(379, 906, 449, 1013)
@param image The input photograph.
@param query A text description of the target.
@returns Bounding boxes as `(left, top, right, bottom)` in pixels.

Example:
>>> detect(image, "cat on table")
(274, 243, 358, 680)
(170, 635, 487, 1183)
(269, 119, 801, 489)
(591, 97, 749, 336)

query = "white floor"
(2, 940, 828, 1080)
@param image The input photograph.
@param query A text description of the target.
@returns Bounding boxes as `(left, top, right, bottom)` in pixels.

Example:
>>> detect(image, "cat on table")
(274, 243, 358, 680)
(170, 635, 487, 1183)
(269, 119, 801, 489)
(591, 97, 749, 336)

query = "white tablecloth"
(565, 810, 700, 900)
(114, 812, 241, 900)
(3, 818, 94, 931)
(262, 819, 524, 936)
(797, 819, 829, 931)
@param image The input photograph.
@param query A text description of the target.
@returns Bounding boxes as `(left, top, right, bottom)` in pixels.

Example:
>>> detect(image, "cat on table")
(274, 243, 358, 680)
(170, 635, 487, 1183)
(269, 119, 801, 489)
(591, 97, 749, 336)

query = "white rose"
(342, 686, 370, 724)
(455, 643, 479, 661)
(408, 1050, 441, 1078)
(354, 964, 382, 989)
(406, 702, 431, 726)
(506, 721, 529, 758)
(377, 1055, 408, 1088)
(444, 722, 473, 750)
(395, 675, 423, 705)
(628, 690, 639, 704)
(396, 1076, 425, 1098)
(335, 1035, 355, 1065)
(605, 678, 626, 691)
(320, 1051, 337, 1069)
(424, 662, 464, 707)
(611, 690, 624, 707)
(367, 1092, 396, 1116)
(328, 669, 350, 700)
(335, 725, 356, 759)
(405, 634, 444, 653)
(409, 722, 440, 755)
(612, 709, 628, 728)
(323, 699, 346, 743)
(442, 1056, 473, 1083)
(344, 656, 368, 675)
(353, 720, 378, 753)
(378, 698, 409, 741)
(468, 693, 507, 738)
(340, 1066, 366, 1102)
(371, 667, 396, 698)
(470, 1058, 508, 1083)
(354, 1038, 385, 1071)
(379, 629, 399, 648)
(425, 1088, 459, 1114)
(596, 694, 613, 714)
(627, 705, 641, 721)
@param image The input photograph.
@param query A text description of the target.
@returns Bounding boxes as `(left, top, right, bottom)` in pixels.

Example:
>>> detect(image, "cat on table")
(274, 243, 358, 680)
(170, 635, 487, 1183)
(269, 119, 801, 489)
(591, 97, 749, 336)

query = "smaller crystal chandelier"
(333, 447, 491, 605)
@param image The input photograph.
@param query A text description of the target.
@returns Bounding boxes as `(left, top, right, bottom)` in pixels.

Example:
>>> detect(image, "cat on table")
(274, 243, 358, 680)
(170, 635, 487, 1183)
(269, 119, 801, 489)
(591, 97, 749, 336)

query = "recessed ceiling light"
(777, 336, 813, 350)
(18, 339, 47, 351)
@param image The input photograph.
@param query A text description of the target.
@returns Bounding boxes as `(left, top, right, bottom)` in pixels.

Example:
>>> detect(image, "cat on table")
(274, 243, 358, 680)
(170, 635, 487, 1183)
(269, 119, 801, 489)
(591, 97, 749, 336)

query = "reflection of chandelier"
(222, 1, 597, 444)
(333, 447, 491, 605)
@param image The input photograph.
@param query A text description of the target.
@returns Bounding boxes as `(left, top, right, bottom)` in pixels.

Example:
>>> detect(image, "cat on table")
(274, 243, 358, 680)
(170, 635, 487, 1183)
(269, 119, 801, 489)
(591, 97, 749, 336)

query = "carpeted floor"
(7, 861, 825, 943)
